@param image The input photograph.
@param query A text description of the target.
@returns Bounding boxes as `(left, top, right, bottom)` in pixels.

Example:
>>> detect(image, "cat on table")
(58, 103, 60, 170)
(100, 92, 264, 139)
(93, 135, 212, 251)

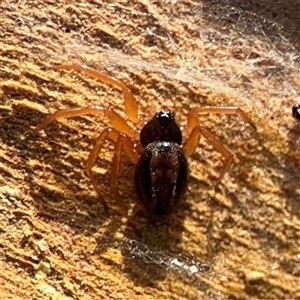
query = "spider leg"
(123, 137, 140, 164)
(185, 106, 255, 136)
(109, 133, 127, 214)
(85, 128, 111, 212)
(183, 125, 233, 186)
(85, 128, 127, 214)
(35, 106, 134, 137)
(53, 64, 138, 123)
(85, 128, 139, 214)
(110, 133, 141, 214)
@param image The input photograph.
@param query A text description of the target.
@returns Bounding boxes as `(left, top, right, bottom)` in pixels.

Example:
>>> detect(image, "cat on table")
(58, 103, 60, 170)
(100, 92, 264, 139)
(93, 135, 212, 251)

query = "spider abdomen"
(134, 141, 188, 220)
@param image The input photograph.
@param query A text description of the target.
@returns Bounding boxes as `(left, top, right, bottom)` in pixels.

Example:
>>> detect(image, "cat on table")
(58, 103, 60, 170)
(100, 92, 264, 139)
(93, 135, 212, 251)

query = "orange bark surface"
(1, 1, 299, 299)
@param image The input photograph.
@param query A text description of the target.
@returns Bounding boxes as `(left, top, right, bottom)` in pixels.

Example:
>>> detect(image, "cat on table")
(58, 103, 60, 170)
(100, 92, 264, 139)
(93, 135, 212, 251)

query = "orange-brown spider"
(36, 64, 254, 220)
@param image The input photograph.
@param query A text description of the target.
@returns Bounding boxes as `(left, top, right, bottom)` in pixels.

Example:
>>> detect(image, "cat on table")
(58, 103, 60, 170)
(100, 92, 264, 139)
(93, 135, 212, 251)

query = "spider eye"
(156, 110, 174, 120)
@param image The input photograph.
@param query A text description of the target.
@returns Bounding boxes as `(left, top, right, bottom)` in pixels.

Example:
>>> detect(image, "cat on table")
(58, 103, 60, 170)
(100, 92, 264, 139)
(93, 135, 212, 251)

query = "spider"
(36, 64, 255, 221)
(292, 104, 300, 120)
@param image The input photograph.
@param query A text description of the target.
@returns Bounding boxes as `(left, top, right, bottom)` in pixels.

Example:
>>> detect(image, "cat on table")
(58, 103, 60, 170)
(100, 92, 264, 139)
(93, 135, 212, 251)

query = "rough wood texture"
(1, 0, 299, 299)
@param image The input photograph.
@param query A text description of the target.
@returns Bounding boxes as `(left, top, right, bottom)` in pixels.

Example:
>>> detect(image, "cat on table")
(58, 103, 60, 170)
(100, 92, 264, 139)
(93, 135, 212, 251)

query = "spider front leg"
(184, 106, 255, 136)
(53, 64, 139, 123)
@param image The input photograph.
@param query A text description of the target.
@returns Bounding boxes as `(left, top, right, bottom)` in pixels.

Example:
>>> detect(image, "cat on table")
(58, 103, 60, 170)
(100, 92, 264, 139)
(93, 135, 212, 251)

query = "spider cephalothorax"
(140, 110, 182, 147)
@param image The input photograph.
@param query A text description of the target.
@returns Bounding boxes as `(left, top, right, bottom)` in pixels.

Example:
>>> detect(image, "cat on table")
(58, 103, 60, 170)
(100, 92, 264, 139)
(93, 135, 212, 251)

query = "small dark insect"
(292, 104, 300, 120)
(36, 64, 255, 221)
